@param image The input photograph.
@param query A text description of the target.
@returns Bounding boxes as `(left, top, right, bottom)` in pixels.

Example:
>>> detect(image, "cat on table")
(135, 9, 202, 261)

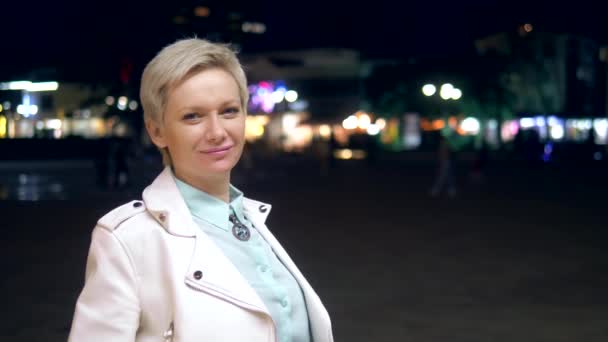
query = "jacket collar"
(142, 167, 272, 237)
(175, 177, 246, 232)
(143, 167, 276, 316)
(242, 197, 272, 224)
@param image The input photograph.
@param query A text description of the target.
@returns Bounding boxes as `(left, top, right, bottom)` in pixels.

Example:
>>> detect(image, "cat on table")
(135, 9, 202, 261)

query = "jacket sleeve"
(68, 226, 141, 342)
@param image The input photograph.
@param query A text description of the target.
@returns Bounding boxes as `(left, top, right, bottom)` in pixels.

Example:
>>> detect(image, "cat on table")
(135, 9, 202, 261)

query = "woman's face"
(147, 68, 246, 185)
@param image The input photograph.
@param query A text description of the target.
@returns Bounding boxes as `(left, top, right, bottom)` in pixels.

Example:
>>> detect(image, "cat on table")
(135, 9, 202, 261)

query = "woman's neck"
(175, 170, 231, 203)
(198, 180, 230, 203)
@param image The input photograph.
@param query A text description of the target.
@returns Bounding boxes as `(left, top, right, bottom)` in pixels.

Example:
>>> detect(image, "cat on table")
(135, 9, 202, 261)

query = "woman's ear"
(145, 119, 168, 148)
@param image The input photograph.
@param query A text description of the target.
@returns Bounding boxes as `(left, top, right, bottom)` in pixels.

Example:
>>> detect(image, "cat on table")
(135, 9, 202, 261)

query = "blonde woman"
(68, 38, 333, 342)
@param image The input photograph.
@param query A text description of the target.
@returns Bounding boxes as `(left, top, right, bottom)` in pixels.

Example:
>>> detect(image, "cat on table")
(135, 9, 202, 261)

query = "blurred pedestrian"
(430, 133, 457, 198)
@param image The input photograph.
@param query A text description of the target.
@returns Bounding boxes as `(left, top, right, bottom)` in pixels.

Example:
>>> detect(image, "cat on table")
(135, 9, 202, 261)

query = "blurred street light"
(357, 113, 371, 129)
(194, 6, 210, 17)
(319, 124, 331, 138)
(550, 125, 564, 140)
(342, 115, 358, 130)
(422, 84, 436, 96)
(422, 83, 462, 100)
(460, 117, 480, 134)
(439, 83, 454, 100)
(118, 96, 128, 111)
(242, 22, 267, 34)
(520, 118, 535, 128)
(17, 104, 38, 116)
(0, 81, 58, 92)
(0, 115, 6, 138)
(367, 124, 380, 135)
(285, 90, 298, 102)
(271, 90, 285, 103)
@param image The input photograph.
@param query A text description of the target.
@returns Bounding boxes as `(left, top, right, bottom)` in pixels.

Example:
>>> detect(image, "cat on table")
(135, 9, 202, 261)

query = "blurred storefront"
(2, 80, 606, 163)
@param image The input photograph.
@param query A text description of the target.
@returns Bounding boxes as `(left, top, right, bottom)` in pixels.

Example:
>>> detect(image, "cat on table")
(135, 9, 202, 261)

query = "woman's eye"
(182, 113, 199, 121)
(223, 107, 240, 116)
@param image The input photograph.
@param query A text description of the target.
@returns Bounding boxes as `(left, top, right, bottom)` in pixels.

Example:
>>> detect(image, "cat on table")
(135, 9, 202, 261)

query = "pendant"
(229, 214, 250, 241)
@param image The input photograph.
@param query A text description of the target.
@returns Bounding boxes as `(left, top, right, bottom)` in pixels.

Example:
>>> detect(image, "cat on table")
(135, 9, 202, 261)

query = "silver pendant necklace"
(229, 213, 251, 241)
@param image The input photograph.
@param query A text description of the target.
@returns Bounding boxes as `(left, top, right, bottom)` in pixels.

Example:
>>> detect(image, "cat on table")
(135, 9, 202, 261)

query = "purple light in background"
(510, 121, 519, 135)
(249, 81, 281, 113)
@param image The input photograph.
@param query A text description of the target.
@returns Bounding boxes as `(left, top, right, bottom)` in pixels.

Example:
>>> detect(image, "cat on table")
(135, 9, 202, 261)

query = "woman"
(69, 38, 333, 342)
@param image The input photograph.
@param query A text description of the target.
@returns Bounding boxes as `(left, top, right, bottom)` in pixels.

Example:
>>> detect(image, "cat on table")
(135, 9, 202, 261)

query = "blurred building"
(241, 48, 365, 120)
(239, 49, 367, 152)
(167, 0, 267, 51)
(475, 24, 601, 117)
(0, 81, 119, 140)
(599, 45, 608, 115)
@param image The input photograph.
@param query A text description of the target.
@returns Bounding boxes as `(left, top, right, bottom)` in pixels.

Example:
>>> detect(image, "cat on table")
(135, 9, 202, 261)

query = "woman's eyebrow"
(177, 100, 240, 113)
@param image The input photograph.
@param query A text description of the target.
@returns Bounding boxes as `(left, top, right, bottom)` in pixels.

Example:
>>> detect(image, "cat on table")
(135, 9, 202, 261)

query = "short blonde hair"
(140, 38, 249, 166)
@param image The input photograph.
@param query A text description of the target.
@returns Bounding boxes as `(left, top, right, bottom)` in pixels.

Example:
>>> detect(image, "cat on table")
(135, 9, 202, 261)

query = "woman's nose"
(205, 115, 226, 142)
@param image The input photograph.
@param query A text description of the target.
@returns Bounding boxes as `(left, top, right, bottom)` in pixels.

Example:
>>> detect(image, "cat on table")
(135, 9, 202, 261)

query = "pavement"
(1, 154, 607, 341)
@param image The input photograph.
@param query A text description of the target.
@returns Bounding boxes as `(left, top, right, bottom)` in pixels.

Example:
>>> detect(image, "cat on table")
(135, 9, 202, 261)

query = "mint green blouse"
(174, 177, 312, 342)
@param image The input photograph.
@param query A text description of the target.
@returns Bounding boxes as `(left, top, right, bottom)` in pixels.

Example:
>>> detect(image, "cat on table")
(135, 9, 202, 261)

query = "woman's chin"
(202, 161, 237, 175)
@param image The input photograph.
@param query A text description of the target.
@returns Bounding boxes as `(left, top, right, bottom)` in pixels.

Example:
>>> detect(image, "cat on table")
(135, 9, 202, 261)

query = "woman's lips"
(201, 145, 233, 156)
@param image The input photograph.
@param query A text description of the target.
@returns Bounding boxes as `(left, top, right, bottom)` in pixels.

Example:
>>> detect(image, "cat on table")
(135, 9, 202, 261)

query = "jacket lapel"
(142, 167, 196, 238)
(142, 167, 270, 316)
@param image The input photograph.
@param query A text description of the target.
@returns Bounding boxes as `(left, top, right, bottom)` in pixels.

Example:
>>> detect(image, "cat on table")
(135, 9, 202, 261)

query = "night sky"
(2, 0, 606, 81)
